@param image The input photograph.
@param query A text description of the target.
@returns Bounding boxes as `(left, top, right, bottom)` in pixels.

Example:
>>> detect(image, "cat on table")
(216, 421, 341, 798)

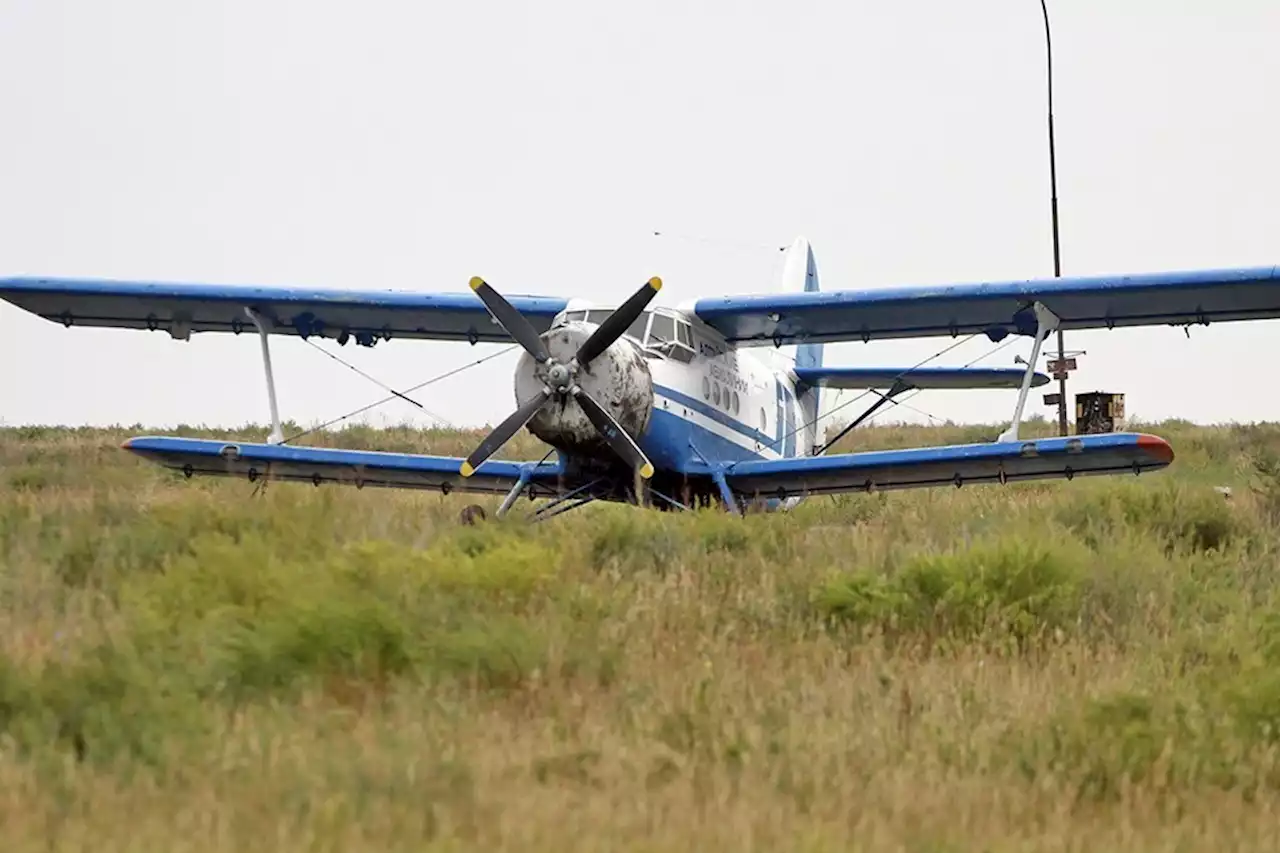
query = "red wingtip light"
(1136, 434, 1175, 464)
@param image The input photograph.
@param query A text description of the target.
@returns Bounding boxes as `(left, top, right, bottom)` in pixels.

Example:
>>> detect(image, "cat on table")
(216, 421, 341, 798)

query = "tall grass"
(3, 420, 1280, 850)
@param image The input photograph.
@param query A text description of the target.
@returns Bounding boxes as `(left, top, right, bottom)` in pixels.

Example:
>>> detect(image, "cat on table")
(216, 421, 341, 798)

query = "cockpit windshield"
(560, 308, 695, 363)
(564, 309, 651, 343)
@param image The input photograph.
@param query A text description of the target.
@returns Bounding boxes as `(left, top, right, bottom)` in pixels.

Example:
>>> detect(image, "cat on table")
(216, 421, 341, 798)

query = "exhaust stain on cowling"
(513, 321, 654, 461)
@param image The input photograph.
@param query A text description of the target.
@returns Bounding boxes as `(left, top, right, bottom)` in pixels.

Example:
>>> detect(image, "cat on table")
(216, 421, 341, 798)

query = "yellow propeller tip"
(639, 462, 655, 479)
(468, 276, 485, 291)
(459, 461, 475, 477)
(648, 277, 662, 292)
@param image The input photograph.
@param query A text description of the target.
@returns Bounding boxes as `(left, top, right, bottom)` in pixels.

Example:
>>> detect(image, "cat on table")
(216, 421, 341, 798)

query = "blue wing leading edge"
(721, 432, 1174, 499)
(121, 437, 565, 494)
(0, 277, 569, 345)
(694, 265, 1280, 345)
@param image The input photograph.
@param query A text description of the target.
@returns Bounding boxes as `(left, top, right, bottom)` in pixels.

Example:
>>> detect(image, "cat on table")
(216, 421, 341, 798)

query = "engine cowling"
(513, 320, 654, 458)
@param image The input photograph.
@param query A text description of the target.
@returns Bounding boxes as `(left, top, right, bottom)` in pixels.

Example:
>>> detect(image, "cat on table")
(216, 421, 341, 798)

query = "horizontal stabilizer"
(793, 366, 1048, 390)
(121, 436, 560, 494)
(0, 277, 569, 345)
(723, 432, 1173, 498)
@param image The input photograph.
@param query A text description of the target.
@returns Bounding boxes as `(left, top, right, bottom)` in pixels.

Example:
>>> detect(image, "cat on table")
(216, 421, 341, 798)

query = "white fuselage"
(521, 302, 821, 476)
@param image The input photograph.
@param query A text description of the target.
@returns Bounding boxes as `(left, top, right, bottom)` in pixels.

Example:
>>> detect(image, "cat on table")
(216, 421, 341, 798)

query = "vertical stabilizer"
(779, 237, 825, 454)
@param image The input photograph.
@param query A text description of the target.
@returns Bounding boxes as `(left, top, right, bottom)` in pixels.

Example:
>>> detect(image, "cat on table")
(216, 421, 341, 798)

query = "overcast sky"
(1, 0, 1277, 434)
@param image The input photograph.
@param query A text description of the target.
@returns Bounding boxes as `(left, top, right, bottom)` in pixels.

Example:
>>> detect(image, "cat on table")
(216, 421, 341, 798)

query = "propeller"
(459, 275, 662, 479)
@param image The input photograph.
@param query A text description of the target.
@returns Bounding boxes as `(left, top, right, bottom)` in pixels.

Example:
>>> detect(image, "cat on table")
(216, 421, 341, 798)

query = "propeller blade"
(574, 277, 662, 367)
(571, 386, 654, 479)
(460, 386, 552, 477)
(469, 276, 551, 364)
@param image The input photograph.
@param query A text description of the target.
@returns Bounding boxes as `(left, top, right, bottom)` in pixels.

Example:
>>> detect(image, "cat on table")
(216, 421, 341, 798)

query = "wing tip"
(1135, 433, 1175, 464)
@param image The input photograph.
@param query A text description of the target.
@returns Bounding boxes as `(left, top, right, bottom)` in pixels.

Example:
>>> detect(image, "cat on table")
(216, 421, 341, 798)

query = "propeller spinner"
(459, 275, 662, 479)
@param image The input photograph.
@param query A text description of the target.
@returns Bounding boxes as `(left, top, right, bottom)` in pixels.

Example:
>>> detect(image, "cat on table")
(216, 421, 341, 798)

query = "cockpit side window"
(676, 321, 692, 347)
(644, 314, 695, 362)
(648, 314, 675, 346)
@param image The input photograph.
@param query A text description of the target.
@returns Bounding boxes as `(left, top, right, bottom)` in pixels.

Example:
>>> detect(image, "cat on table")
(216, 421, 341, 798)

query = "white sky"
(1, 0, 1277, 433)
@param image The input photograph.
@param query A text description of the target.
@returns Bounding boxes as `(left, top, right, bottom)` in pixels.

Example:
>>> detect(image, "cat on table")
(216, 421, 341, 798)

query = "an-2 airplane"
(2, 237, 1279, 521)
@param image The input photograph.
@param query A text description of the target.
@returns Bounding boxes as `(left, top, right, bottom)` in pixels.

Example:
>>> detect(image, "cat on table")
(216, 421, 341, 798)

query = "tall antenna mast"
(1040, 0, 1069, 436)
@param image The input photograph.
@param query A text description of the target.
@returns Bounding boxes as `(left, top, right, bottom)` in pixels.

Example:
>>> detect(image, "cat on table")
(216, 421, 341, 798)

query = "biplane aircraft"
(2, 237, 1279, 521)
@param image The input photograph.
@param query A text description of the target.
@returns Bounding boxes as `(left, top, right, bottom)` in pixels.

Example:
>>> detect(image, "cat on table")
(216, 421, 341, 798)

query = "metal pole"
(1040, 0, 1069, 436)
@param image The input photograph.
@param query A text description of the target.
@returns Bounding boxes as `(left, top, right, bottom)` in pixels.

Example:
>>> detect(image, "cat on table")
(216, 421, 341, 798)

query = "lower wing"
(122, 436, 563, 495)
(723, 432, 1174, 498)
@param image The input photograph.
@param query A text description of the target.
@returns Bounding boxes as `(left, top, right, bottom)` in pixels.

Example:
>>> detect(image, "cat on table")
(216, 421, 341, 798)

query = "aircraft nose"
(513, 321, 654, 458)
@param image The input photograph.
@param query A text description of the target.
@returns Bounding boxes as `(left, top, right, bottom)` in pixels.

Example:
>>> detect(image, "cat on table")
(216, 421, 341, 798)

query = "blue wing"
(121, 436, 567, 495)
(0, 277, 569, 345)
(695, 265, 1280, 345)
(721, 432, 1174, 498)
(793, 366, 1049, 390)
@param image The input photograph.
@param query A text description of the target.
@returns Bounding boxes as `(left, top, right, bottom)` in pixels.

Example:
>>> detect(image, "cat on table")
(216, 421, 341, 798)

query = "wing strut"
(814, 378, 911, 455)
(496, 466, 534, 517)
(245, 307, 285, 445)
(997, 301, 1060, 443)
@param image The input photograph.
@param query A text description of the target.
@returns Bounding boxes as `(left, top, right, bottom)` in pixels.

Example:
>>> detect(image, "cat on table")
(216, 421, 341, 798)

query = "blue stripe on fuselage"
(653, 383, 774, 447)
(642, 408, 768, 473)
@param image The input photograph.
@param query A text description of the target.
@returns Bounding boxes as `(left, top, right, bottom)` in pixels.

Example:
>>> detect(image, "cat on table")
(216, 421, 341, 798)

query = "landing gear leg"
(496, 468, 534, 518)
(712, 470, 742, 517)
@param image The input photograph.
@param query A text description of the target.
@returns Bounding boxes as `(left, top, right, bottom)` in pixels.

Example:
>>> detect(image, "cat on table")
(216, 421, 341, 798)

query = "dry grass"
(3, 418, 1280, 851)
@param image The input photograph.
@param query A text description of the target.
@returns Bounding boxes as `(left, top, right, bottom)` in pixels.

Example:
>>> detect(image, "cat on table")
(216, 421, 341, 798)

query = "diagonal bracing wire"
(818, 335, 1022, 452)
(722, 333, 978, 467)
(299, 337, 455, 426)
(282, 344, 521, 444)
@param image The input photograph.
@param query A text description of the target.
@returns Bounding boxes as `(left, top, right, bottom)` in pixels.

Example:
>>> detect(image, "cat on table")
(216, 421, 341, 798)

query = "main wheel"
(459, 504, 487, 525)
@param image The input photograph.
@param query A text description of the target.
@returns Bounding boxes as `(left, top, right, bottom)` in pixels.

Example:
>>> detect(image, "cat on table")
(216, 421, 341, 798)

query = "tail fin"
(780, 236, 823, 369)
(779, 236, 825, 453)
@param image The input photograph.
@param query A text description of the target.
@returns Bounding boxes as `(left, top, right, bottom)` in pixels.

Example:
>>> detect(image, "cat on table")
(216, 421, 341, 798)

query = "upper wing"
(722, 432, 1174, 498)
(694, 265, 1280, 345)
(793, 366, 1048, 390)
(0, 277, 569, 345)
(122, 436, 567, 495)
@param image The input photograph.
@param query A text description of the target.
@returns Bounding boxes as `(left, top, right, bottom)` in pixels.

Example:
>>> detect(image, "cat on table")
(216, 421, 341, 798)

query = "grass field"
(4, 418, 1280, 851)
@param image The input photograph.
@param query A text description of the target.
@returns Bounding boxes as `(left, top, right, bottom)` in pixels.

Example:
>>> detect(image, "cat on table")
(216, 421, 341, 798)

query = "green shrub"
(813, 537, 1085, 651)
